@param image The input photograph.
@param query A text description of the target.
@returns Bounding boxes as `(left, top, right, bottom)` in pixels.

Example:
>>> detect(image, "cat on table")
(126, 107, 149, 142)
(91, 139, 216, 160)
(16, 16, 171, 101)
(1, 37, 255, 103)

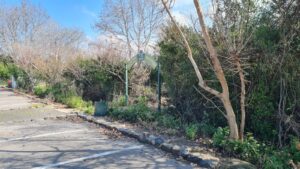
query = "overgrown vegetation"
(213, 127, 300, 168)
(0, 0, 299, 168)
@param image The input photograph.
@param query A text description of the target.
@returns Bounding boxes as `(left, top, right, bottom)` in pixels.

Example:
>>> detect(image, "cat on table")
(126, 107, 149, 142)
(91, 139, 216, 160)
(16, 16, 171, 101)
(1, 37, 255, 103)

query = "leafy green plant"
(213, 127, 230, 147)
(213, 127, 260, 163)
(263, 151, 289, 169)
(33, 83, 50, 98)
(157, 113, 180, 129)
(109, 107, 138, 122)
(212, 128, 300, 168)
(198, 123, 217, 137)
(0, 63, 10, 80)
(81, 101, 94, 115)
(64, 96, 85, 108)
(111, 95, 126, 108)
(185, 123, 199, 140)
(110, 97, 160, 123)
(49, 82, 77, 102)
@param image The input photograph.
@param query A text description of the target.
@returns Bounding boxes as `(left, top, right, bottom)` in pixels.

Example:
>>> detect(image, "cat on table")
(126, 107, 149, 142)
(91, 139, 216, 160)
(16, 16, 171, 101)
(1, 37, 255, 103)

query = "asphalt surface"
(0, 89, 34, 110)
(0, 89, 196, 169)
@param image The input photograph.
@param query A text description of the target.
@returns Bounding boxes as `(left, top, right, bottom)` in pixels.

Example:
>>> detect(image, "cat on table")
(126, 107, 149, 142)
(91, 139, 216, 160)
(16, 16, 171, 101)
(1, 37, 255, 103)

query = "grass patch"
(64, 96, 84, 108)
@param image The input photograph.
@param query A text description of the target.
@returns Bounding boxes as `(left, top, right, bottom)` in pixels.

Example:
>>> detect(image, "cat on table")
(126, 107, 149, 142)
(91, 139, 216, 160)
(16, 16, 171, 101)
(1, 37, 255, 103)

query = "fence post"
(125, 64, 129, 105)
(157, 62, 161, 112)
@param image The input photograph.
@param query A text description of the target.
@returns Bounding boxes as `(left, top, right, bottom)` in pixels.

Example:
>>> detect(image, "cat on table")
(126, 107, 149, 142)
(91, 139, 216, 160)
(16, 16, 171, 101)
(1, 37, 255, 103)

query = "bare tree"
(0, 0, 50, 88)
(211, 0, 260, 140)
(33, 21, 83, 84)
(96, 0, 164, 102)
(0, 0, 49, 54)
(0, 0, 83, 87)
(95, 0, 164, 58)
(161, 0, 241, 139)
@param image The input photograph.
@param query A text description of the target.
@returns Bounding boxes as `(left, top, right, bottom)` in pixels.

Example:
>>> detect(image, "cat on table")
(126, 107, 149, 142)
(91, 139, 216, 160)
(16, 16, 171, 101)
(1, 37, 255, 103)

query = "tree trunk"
(234, 54, 246, 140)
(161, 0, 240, 140)
(222, 94, 239, 139)
(193, 0, 239, 140)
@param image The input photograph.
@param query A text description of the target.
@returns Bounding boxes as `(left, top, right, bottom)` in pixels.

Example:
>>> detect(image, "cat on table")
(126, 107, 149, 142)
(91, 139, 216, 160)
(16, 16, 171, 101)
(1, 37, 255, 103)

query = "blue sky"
(3, 0, 103, 38)
(2, 0, 211, 40)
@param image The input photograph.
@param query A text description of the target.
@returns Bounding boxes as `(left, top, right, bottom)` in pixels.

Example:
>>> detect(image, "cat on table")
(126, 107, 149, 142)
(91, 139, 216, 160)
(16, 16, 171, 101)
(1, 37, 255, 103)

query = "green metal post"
(125, 64, 129, 105)
(157, 62, 161, 112)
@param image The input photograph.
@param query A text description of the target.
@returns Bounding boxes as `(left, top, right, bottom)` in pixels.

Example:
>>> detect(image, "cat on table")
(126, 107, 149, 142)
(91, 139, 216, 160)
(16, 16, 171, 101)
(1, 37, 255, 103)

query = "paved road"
(0, 89, 34, 110)
(0, 89, 197, 169)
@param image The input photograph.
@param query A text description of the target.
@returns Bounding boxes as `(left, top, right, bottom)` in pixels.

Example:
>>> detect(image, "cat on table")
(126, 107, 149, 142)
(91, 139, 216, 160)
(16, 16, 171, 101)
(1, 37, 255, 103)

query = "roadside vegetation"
(0, 0, 299, 168)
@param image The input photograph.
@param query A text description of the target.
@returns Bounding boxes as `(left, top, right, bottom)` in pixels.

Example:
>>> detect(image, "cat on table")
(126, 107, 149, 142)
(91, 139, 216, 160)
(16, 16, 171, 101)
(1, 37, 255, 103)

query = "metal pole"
(125, 64, 129, 105)
(157, 62, 161, 112)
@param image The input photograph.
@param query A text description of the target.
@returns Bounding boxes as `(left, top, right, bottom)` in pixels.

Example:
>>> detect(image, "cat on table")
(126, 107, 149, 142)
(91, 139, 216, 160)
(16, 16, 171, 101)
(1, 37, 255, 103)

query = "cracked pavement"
(0, 89, 198, 169)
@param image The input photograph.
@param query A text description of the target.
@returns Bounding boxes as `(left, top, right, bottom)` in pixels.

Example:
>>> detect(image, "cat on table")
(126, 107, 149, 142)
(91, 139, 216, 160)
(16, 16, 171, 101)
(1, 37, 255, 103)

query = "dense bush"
(64, 58, 124, 102)
(64, 96, 85, 108)
(0, 62, 29, 89)
(81, 101, 94, 115)
(0, 63, 10, 80)
(33, 83, 50, 98)
(159, 11, 299, 153)
(157, 113, 181, 129)
(213, 127, 300, 168)
(110, 96, 183, 131)
(159, 25, 230, 137)
(49, 82, 77, 103)
(213, 127, 260, 163)
(110, 97, 154, 123)
(110, 95, 126, 108)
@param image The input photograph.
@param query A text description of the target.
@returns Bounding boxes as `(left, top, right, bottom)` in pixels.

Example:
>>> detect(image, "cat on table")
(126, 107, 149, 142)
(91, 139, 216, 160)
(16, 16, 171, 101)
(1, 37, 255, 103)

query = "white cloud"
(171, 11, 192, 26)
(169, 0, 213, 27)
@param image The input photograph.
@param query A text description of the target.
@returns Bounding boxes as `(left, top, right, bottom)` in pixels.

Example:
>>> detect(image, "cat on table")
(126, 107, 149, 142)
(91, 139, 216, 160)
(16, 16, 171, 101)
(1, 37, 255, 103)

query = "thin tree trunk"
(161, 0, 240, 140)
(234, 54, 246, 140)
(193, 0, 239, 140)
(222, 95, 239, 139)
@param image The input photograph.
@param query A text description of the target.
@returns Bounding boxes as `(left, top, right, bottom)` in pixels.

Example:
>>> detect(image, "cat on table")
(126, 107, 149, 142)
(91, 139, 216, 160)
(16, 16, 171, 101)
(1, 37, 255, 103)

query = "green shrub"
(62, 95, 95, 115)
(81, 101, 95, 115)
(263, 151, 289, 169)
(198, 123, 217, 137)
(111, 95, 126, 108)
(109, 107, 139, 122)
(213, 127, 260, 163)
(157, 113, 180, 129)
(136, 96, 148, 105)
(212, 128, 300, 168)
(185, 123, 199, 140)
(290, 138, 300, 162)
(33, 83, 50, 98)
(109, 99, 156, 123)
(49, 82, 77, 102)
(64, 96, 85, 108)
(212, 127, 230, 147)
(262, 138, 300, 169)
(0, 63, 10, 80)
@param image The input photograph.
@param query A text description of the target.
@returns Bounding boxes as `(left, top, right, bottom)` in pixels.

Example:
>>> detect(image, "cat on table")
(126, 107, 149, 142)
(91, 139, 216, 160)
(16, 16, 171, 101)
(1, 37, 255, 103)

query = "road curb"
(75, 113, 220, 168)
(74, 113, 257, 169)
